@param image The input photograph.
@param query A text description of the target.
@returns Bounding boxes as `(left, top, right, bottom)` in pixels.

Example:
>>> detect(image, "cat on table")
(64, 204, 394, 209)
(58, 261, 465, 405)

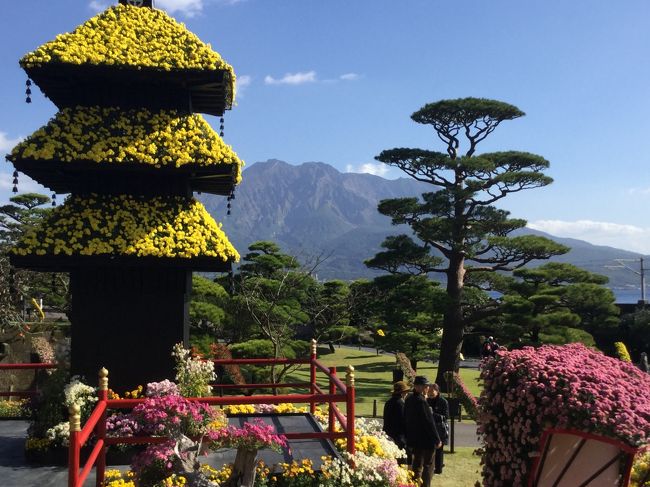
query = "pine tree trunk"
(223, 448, 258, 487)
(436, 254, 465, 392)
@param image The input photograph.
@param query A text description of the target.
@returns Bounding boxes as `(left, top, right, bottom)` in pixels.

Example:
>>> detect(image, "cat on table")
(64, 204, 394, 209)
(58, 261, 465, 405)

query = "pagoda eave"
(23, 64, 233, 116)
(10, 158, 238, 196)
(10, 254, 233, 273)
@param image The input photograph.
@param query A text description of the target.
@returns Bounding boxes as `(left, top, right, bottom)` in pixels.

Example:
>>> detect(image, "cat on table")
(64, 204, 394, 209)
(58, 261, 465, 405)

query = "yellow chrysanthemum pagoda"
(7, 0, 242, 387)
(20, 3, 235, 115)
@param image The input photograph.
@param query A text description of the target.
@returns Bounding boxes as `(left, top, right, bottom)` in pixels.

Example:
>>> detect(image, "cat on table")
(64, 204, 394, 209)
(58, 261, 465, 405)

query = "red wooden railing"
(68, 340, 356, 487)
(0, 362, 57, 398)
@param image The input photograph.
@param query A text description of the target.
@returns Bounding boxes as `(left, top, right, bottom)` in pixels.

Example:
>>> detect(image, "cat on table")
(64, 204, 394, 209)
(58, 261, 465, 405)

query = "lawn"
(285, 346, 482, 417)
(438, 447, 482, 486)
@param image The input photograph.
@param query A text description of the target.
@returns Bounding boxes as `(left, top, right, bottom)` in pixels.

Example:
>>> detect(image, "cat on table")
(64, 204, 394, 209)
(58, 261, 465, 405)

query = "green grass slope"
(287, 347, 481, 417)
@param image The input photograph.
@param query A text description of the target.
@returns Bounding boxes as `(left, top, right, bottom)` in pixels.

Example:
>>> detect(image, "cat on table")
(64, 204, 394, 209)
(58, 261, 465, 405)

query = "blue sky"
(1, 0, 650, 253)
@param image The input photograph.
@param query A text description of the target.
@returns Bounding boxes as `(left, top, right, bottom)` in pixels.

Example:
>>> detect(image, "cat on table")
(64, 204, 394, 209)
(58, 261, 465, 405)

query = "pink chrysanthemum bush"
(478, 343, 650, 487)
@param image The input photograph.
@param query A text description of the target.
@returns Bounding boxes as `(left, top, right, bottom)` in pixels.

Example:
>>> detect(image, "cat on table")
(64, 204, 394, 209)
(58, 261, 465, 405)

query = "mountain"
(199, 159, 645, 289)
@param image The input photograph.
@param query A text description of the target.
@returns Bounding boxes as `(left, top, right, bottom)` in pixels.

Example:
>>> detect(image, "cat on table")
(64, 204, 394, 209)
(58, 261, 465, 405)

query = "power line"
(605, 258, 647, 303)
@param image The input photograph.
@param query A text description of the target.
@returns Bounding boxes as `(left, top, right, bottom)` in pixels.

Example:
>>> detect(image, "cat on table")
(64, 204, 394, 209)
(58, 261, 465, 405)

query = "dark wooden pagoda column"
(69, 267, 191, 390)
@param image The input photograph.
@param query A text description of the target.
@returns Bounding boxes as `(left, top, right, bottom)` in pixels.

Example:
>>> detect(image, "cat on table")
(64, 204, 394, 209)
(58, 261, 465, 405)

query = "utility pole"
(606, 258, 647, 304)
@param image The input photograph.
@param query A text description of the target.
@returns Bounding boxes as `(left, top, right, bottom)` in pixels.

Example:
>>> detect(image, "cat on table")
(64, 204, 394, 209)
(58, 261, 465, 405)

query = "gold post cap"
(98, 367, 109, 390)
(69, 403, 81, 432)
(346, 365, 355, 387)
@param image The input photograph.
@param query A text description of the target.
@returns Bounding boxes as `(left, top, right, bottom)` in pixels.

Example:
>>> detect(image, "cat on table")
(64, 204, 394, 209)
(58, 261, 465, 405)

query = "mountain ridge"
(199, 159, 645, 289)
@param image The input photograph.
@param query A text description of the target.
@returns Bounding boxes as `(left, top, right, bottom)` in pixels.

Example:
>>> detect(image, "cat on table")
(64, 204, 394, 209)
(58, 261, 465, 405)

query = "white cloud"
(236, 75, 251, 96)
(0, 132, 49, 203)
(345, 162, 390, 177)
(237, 75, 251, 88)
(340, 73, 360, 81)
(0, 132, 22, 154)
(0, 171, 49, 206)
(264, 71, 317, 85)
(88, 1, 109, 13)
(628, 187, 650, 196)
(155, 0, 204, 17)
(527, 219, 650, 254)
(90, 0, 243, 17)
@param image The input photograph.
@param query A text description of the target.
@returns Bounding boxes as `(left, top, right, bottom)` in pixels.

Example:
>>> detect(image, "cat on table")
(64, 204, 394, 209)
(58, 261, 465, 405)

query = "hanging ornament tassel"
(219, 117, 225, 137)
(227, 200, 231, 216)
(25, 79, 32, 103)
(51, 193, 57, 207)
(51, 274, 57, 292)
(12, 170, 18, 193)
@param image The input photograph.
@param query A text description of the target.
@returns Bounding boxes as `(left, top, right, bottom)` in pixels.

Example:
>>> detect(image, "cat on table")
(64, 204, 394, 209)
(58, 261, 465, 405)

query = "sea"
(612, 288, 648, 304)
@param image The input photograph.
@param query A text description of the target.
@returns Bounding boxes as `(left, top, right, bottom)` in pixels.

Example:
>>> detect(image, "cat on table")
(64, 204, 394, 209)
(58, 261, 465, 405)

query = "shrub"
(452, 372, 479, 420)
(0, 399, 29, 418)
(614, 341, 632, 362)
(631, 448, 650, 487)
(395, 353, 416, 387)
(28, 367, 70, 439)
(31, 336, 55, 367)
(172, 343, 215, 397)
(478, 343, 650, 486)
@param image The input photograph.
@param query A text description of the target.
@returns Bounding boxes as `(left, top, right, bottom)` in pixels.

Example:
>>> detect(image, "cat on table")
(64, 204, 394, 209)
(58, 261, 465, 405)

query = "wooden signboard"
(528, 429, 639, 487)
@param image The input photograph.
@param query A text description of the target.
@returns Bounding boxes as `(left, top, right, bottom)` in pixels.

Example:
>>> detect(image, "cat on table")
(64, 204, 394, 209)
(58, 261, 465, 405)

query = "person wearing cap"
(404, 375, 442, 487)
(383, 381, 409, 450)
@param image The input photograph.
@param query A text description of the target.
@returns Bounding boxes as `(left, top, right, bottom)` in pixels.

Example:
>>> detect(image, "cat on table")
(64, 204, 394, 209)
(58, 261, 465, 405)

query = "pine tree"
(368, 98, 568, 387)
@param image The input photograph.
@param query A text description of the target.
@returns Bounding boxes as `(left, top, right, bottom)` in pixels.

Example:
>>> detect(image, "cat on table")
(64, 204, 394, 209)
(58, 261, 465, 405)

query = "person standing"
(404, 376, 442, 487)
(481, 336, 500, 359)
(427, 383, 450, 475)
(382, 381, 409, 450)
(639, 352, 649, 373)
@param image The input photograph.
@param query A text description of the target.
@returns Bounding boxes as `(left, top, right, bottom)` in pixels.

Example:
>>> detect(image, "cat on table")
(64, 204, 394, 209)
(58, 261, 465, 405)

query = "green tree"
(231, 241, 313, 383)
(620, 309, 650, 360)
(0, 193, 69, 334)
(230, 338, 309, 388)
(370, 98, 568, 387)
(306, 280, 358, 350)
(238, 241, 299, 278)
(189, 275, 229, 334)
(490, 263, 618, 345)
(368, 274, 446, 368)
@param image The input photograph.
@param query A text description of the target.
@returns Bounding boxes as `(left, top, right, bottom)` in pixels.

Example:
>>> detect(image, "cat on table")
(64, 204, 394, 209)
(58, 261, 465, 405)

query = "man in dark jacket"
(426, 382, 449, 474)
(383, 380, 409, 450)
(404, 375, 441, 487)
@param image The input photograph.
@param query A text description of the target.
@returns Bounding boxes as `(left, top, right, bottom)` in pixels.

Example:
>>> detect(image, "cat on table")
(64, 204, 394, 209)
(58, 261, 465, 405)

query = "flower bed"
(9, 106, 242, 181)
(104, 413, 417, 487)
(478, 343, 650, 486)
(11, 194, 239, 261)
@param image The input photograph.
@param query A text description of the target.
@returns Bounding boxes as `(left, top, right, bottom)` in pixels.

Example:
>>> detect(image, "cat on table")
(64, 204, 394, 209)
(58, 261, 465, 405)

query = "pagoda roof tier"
(10, 159, 237, 196)
(10, 194, 239, 271)
(10, 254, 231, 273)
(20, 5, 235, 115)
(8, 106, 242, 195)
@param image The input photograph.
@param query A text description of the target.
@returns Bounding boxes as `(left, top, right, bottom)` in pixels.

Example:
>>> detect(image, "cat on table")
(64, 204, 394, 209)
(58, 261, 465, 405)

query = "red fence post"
(328, 367, 336, 434)
(310, 339, 317, 414)
(95, 368, 109, 487)
(68, 404, 81, 487)
(345, 365, 355, 455)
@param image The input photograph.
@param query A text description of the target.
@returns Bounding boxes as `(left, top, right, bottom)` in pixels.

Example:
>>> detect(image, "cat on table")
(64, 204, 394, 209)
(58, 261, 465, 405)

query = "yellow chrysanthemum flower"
(20, 4, 236, 104)
(9, 106, 243, 184)
(11, 194, 239, 262)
